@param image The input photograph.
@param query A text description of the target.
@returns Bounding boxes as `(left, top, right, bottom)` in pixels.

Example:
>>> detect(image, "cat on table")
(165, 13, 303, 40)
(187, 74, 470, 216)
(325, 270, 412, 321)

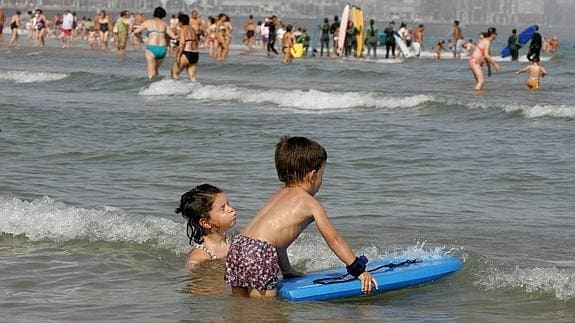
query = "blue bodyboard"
(278, 257, 462, 302)
(501, 25, 537, 58)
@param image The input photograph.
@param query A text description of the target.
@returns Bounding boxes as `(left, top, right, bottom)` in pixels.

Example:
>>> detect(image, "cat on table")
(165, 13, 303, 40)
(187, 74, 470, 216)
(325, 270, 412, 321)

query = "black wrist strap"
(346, 255, 368, 278)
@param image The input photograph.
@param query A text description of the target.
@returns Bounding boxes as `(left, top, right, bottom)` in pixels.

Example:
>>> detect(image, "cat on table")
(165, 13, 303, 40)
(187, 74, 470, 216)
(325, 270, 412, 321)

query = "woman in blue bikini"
(133, 7, 177, 78)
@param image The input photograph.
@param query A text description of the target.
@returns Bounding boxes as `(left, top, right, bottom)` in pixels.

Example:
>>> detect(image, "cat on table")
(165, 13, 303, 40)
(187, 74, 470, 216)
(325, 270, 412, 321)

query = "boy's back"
(242, 184, 319, 249)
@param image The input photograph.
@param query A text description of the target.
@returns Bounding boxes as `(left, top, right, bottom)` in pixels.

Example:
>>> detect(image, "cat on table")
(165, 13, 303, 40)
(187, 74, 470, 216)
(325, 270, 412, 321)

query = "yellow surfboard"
(351, 6, 364, 57)
(290, 43, 304, 58)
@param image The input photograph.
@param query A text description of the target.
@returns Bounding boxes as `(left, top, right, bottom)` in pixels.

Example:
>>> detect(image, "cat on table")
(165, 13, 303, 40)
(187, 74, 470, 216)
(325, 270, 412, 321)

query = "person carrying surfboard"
(225, 136, 378, 298)
(527, 25, 542, 62)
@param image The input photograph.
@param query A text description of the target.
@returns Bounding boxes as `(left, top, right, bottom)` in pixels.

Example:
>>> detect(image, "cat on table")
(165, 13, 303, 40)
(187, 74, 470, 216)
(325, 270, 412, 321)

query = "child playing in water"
(515, 57, 548, 90)
(176, 184, 238, 271)
(225, 136, 378, 298)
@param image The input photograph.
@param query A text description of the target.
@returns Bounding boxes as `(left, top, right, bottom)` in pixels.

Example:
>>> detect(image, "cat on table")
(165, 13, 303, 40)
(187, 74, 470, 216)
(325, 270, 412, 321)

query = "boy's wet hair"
(275, 136, 327, 185)
(175, 184, 223, 245)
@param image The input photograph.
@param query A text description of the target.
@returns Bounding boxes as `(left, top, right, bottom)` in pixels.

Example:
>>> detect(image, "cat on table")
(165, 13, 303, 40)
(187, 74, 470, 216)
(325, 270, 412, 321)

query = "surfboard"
(278, 256, 462, 302)
(351, 6, 364, 57)
(501, 25, 537, 58)
(310, 7, 321, 56)
(337, 4, 350, 57)
(394, 34, 412, 58)
(290, 43, 304, 58)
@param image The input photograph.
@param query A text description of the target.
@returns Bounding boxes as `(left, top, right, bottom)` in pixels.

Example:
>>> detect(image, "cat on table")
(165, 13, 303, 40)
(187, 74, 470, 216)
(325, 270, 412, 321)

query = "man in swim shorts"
(60, 8, 74, 48)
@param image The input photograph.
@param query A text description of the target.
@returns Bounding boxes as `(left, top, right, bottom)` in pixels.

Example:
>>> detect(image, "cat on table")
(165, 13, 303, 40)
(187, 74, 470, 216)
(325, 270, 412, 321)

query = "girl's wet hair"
(175, 184, 223, 245)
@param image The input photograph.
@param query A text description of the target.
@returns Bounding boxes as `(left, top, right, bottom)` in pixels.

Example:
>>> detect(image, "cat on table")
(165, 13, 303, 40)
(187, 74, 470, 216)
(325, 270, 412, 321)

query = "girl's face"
(207, 193, 237, 232)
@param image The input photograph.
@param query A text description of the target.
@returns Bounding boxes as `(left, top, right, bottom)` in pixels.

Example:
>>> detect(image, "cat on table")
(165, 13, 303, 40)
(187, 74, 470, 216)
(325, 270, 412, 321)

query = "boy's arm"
(313, 203, 378, 293)
(312, 204, 357, 265)
(541, 66, 548, 77)
(516, 65, 529, 75)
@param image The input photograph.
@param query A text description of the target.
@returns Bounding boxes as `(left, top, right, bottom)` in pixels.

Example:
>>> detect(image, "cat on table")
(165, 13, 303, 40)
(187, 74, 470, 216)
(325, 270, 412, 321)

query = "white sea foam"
(476, 266, 575, 301)
(0, 70, 69, 83)
(0, 196, 188, 254)
(458, 100, 575, 120)
(504, 104, 575, 119)
(138, 78, 198, 96)
(186, 84, 434, 111)
(289, 234, 456, 272)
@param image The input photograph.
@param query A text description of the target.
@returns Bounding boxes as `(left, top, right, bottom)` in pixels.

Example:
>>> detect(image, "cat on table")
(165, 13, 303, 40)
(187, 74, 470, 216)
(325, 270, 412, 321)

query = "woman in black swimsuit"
(98, 10, 111, 50)
(8, 10, 21, 48)
(172, 14, 199, 82)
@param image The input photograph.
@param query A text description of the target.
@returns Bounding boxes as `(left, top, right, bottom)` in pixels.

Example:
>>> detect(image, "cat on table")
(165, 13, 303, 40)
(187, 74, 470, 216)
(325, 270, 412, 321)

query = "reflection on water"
(183, 260, 227, 295)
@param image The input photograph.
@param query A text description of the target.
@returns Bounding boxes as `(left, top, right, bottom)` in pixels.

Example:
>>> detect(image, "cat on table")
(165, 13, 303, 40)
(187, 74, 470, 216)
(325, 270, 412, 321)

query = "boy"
(225, 136, 378, 298)
(515, 57, 548, 90)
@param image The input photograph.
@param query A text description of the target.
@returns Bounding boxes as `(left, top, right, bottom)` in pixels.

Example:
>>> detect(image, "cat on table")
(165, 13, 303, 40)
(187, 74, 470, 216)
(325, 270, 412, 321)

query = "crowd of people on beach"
(0, 5, 559, 88)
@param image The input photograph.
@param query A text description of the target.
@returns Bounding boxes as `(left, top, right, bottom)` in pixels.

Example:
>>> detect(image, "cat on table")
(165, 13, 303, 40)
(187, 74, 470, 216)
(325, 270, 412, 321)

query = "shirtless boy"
(225, 136, 378, 298)
(515, 57, 548, 90)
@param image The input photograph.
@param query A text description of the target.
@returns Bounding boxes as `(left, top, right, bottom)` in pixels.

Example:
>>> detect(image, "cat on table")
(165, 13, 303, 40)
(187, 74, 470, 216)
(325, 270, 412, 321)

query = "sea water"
(1, 35, 574, 321)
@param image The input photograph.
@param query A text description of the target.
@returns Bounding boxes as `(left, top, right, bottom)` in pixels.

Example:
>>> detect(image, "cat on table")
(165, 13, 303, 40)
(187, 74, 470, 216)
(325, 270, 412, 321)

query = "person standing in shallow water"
(527, 25, 542, 62)
(172, 14, 199, 82)
(507, 29, 520, 61)
(133, 7, 177, 78)
(8, 10, 22, 48)
(365, 19, 378, 59)
(468, 27, 501, 90)
(0, 8, 5, 47)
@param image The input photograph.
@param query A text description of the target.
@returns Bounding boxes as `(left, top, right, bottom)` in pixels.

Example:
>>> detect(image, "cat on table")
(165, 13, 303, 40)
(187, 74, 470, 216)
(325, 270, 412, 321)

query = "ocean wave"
(464, 101, 575, 119)
(0, 196, 188, 254)
(0, 70, 70, 83)
(503, 104, 575, 119)
(289, 235, 458, 272)
(185, 84, 434, 111)
(0, 196, 458, 270)
(476, 265, 575, 301)
(138, 78, 199, 96)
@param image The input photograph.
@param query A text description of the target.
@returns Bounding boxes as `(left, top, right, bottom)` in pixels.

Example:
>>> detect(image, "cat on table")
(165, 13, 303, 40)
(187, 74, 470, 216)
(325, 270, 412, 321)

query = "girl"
(176, 184, 237, 271)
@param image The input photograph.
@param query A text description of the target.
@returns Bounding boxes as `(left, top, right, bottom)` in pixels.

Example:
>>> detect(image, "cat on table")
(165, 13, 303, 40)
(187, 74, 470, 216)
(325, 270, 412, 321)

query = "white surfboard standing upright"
(337, 4, 350, 57)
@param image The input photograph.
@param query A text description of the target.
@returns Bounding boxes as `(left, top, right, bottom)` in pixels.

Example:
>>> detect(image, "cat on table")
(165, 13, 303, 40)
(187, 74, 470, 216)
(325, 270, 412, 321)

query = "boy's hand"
(358, 271, 378, 294)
